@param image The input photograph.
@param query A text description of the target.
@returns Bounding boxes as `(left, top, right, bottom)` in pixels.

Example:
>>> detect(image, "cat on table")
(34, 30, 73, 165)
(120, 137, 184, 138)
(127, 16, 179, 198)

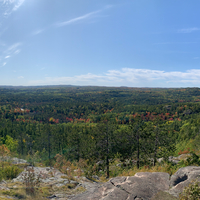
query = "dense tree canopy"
(1, 86, 200, 177)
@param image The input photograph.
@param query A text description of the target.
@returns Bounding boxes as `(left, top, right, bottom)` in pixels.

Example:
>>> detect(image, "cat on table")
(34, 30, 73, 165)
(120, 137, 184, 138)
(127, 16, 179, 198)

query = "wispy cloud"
(28, 68, 200, 87)
(56, 10, 102, 27)
(18, 76, 24, 79)
(4, 42, 21, 55)
(178, 27, 200, 33)
(12, 0, 25, 11)
(0, 42, 22, 67)
(0, 0, 25, 19)
(32, 29, 45, 36)
(55, 5, 113, 27)
(31, 5, 113, 36)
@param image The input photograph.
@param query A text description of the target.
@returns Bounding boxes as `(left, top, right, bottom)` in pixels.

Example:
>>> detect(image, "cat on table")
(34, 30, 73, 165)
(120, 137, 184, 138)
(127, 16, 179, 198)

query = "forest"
(1, 86, 200, 178)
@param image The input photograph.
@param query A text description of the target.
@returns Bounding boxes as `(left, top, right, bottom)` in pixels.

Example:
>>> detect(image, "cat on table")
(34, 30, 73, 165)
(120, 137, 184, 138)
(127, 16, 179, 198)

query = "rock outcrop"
(72, 172, 170, 200)
(71, 166, 200, 200)
(2, 164, 200, 200)
(169, 166, 200, 197)
(12, 166, 73, 186)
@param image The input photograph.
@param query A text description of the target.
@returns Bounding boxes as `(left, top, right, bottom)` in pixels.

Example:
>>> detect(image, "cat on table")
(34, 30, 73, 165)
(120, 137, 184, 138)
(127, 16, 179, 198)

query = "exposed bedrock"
(72, 166, 200, 200)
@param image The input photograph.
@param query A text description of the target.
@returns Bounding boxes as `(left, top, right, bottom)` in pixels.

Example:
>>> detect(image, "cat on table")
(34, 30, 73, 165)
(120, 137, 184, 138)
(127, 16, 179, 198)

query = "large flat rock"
(72, 172, 170, 200)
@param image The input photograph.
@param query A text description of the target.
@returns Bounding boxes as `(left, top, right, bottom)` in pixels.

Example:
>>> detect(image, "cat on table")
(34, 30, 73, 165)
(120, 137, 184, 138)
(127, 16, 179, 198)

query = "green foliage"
(178, 152, 200, 167)
(2, 86, 200, 173)
(179, 180, 200, 200)
(5, 135, 18, 152)
(0, 164, 22, 180)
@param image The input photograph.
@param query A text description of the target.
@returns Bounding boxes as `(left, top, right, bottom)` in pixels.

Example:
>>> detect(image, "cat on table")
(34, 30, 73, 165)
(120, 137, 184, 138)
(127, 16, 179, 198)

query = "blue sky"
(1, 0, 200, 87)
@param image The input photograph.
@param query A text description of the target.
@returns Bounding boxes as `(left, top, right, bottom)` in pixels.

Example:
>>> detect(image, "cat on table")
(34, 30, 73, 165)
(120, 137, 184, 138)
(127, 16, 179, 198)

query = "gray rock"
(168, 156, 180, 164)
(0, 185, 9, 190)
(0, 179, 7, 185)
(92, 175, 99, 180)
(0, 156, 29, 165)
(70, 180, 78, 184)
(96, 160, 104, 165)
(157, 154, 192, 165)
(169, 166, 200, 197)
(72, 172, 170, 200)
(157, 157, 164, 163)
(11, 157, 28, 165)
(12, 166, 72, 188)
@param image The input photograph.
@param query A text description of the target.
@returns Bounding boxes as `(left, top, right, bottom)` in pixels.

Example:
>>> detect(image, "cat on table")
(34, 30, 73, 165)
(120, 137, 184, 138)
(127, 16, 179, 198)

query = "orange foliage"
(0, 145, 10, 157)
(178, 148, 194, 155)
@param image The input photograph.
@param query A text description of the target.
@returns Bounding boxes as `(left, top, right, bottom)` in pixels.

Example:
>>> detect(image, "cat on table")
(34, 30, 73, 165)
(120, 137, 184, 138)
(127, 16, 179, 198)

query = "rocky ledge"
(72, 166, 200, 200)
(1, 165, 200, 200)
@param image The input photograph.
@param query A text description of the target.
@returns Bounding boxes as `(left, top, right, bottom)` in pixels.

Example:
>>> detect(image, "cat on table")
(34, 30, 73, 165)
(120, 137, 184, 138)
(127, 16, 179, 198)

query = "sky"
(1, 0, 200, 87)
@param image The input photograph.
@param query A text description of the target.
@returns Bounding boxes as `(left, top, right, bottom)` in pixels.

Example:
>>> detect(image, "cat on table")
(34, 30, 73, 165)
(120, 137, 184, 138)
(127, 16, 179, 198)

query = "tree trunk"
(106, 126, 109, 178)
(153, 127, 158, 166)
(137, 130, 140, 169)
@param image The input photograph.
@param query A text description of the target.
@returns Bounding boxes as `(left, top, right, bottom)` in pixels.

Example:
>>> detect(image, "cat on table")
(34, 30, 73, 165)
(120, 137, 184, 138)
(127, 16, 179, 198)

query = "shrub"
(21, 167, 41, 197)
(179, 180, 200, 200)
(2, 165, 22, 180)
(0, 164, 22, 181)
(185, 152, 200, 166)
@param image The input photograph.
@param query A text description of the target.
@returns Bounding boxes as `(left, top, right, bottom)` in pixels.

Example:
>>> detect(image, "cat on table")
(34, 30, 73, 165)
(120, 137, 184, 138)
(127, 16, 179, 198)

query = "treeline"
(0, 116, 176, 177)
(1, 86, 200, 177)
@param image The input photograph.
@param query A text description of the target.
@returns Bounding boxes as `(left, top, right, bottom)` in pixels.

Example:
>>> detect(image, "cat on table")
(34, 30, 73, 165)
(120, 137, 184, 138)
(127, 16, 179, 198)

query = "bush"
(21, 167, 41, 197)
(0, 165, 22, 180)
(179, 180, 200, 200)
(185, 152, 200, 166)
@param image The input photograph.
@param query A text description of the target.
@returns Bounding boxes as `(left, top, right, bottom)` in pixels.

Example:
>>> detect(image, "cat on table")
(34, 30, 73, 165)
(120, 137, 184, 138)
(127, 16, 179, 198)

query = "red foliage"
(178, 148, 191, 155)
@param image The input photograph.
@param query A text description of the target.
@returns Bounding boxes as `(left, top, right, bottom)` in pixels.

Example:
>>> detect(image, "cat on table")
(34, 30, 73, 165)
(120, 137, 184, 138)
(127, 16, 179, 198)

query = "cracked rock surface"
(72, 172, 170, 200)
(72, 166, 200, 200)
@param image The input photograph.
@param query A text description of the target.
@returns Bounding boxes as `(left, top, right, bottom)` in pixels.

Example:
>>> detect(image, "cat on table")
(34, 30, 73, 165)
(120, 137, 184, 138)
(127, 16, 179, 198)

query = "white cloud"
(31, 5, 113, 35)
(28, 68, 200, 87)
(55, 5, 113, 27)
(3, 42, 21, 55)
(178, 27, 200, 33)
(14, 49, 21, 54)
(0, 0, 25, 19)
(0, 62, 6, 67)
(0, 42, 22, 67)
(12, 0, 25, 11)
(32, 29, 45, 35)
(56, 10, 102, 27)
(6, 42, 21, 51)
(18, 76, 24, 79)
